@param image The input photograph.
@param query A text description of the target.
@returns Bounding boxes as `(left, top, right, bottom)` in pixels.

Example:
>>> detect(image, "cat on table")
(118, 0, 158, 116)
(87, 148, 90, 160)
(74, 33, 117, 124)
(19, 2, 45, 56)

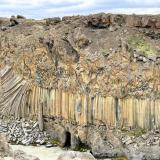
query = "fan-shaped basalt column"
(0, 66, 29, 118)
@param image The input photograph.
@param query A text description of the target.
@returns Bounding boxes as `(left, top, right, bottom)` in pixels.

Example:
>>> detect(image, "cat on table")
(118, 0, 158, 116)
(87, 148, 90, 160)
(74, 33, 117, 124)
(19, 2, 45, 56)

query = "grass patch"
(101, 49, 110, 57)
(26, 19, 46, 23)
(113, 157, 128, 160)
(128, 36, 157, 56)
(50, 139, 60, 146)
(73, 143, 90, 152)
(122, 128, 146, 137)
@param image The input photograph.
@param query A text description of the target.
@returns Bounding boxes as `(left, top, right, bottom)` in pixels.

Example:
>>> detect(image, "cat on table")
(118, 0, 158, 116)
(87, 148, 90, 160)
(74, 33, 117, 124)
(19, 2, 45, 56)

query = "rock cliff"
(0, 13, 160, 126)
(0, 13, 160, 97)
(0, 13, 160, 159)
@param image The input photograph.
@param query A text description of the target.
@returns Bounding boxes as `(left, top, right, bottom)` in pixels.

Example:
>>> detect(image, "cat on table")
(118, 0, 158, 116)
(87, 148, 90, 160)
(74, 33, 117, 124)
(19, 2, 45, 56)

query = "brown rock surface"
(0, 13, 160, 129)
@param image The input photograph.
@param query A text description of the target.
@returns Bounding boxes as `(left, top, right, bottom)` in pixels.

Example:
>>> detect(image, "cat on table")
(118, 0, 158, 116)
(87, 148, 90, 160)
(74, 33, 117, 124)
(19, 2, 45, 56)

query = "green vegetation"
(113, 157, 128, 160)
(128, 36, 157, 55)
(50, 139, 60, 146)
(122, 128, 147, 137)
(26, 19, 46, 23)
(101, 49, 110, 57)
(73, 143, 91, 152)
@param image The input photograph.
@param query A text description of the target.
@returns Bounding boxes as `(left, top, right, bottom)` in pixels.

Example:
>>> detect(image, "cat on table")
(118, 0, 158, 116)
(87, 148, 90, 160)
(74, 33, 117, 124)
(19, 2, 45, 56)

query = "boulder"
(46, 17, 61, 25)
(77, 127, 88, 144)
(16, 15, 26, 19)
(126, 15, 142, 27)
(54, 124, 67, 147)
(0, 134, 13, 158)
(75, 35, 90, 48)
(87, 13, 111, 28)
(71, 134, 80, 150)
(110, 14, 125, 26)
(141, 16, 156, 28)
(9, 16, 19, 27)
(88, 131, 124, 158)
(56, 151, 96, 160)
(1, 26, 7, 31)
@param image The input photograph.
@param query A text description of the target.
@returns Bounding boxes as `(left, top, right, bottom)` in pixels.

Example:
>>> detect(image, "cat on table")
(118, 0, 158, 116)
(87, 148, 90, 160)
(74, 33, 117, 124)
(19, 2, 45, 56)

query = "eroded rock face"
(126, 15, 142, 27)
(0, 13, 160, 141)
(0, 13, 160, 160)
(0, 14, 160, 98)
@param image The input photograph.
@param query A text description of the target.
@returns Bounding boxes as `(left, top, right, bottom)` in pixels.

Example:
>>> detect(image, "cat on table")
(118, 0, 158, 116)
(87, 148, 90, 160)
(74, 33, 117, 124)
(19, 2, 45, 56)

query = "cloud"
(0, 0, 160, 18)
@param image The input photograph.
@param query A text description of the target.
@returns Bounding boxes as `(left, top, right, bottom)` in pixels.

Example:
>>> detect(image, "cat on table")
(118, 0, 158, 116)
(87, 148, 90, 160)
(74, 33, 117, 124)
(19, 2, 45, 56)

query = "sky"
(0, 0, 160, 19)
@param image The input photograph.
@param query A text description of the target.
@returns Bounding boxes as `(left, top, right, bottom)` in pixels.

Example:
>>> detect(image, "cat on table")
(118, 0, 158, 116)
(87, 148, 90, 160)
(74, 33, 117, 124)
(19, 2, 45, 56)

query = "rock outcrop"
(0, 13, 160, 160)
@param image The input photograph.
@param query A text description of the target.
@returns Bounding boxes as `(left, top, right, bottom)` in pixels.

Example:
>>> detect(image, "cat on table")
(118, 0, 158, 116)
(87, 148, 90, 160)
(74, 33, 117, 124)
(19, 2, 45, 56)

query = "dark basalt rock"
(9, 16, 19, 27)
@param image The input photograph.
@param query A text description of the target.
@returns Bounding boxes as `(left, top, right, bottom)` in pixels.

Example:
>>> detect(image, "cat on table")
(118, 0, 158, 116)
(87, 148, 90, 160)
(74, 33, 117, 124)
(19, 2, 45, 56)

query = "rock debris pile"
(0, 119, 52, 147)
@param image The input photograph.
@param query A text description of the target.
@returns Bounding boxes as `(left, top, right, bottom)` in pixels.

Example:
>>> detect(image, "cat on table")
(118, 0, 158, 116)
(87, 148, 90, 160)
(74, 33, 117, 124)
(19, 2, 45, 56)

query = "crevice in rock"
(64, 131, 71, 147)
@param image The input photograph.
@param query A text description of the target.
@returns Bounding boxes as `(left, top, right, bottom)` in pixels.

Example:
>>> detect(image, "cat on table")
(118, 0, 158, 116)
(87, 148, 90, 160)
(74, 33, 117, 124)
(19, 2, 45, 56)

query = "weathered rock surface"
(0, 13, 159, 98)
(0, 13, 160, 160)
(0, 134, 39, 160)
(57, 151, 96, 160)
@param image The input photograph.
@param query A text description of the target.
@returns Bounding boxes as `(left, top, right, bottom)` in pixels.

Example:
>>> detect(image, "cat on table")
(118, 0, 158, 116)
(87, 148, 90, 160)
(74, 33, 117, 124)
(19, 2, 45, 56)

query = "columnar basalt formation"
(0, 13, 160, 159)
(0, 14, 160, 128)
(0, 65, 160, 130)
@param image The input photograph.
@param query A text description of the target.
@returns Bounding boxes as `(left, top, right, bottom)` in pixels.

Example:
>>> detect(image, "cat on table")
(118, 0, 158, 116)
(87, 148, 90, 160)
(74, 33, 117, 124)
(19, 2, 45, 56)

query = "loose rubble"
(0, 119, 50, 146)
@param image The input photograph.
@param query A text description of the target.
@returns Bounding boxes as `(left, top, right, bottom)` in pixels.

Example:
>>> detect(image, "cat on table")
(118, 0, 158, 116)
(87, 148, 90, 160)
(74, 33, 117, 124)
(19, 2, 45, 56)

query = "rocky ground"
(1, 118, 160, 159)
(0, 129, 95, 160)
(0, 118, 53, 147)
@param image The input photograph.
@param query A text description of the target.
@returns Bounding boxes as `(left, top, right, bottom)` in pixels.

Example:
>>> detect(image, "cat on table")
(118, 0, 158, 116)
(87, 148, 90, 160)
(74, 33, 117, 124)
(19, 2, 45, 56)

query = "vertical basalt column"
(90, 96, 94, 124)
(155, 99, 160, 128)
(95, 95, 99, 123)
(38, 102, 44, 131)
(114, 97, 121, 128)
(52, 89, 56, 116)
(75, 94, 82, 124)
(66, 91, 69, 120)
(50, 89, 54, 117)
(150, 99, 155, 130)
(55, 89, 60, 117)
(83, 94, 89, 125)
(61, 91, 65, 119)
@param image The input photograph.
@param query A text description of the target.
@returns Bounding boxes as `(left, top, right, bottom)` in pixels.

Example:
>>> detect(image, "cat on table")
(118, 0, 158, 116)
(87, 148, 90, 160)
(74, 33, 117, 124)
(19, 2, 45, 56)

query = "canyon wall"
(0, 13, 160, 130)
(1, 66, 160, 130)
